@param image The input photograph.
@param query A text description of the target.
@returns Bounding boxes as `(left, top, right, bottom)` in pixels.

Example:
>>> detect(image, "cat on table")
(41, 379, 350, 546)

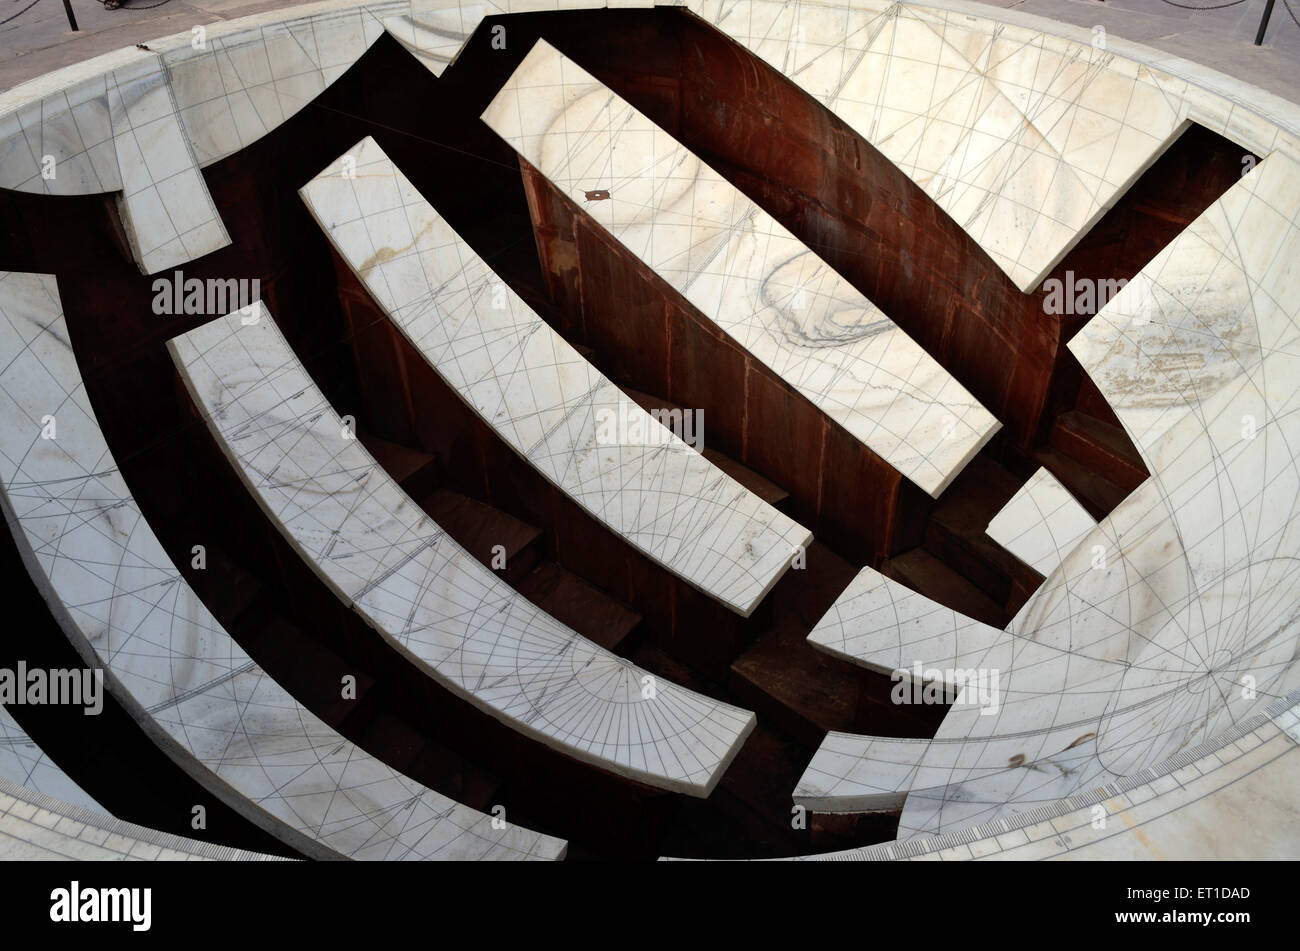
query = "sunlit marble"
(301, 137, 810, 616)
(1069, 151, 1300, 471)
(806, 564, 1006, 684)
(685, 0, 1300, 292)
(170, 304, 757, 797)
(481, 39, 1001, 498)
(0, 271, 566, 860)
(986, 467, 1097, 577)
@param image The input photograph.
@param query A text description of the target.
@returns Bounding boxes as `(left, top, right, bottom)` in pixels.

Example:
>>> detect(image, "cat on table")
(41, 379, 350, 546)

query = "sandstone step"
(516, 561, 642, 653)
(882, 547, 1005, 629)
(418, 488, 542, 585)
(1050, 409, 1148, 491)
(1031, 447, 1132, 522)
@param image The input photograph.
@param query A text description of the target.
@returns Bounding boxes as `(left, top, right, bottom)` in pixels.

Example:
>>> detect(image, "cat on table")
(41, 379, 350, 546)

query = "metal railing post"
(1255, 0, 1276, 44)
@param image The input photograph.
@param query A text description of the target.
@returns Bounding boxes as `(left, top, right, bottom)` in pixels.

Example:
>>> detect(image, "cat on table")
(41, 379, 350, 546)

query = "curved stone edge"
(0, 775, 289, 861)
(168, 304, 757, 799)
(300, 135, 811, 618)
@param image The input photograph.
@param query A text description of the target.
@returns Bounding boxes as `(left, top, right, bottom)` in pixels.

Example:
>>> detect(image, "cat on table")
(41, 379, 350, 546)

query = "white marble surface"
(879, 313, 1300, 837)
(1069, 151, 1300, 472)
(108, 57, 231, 275)
(481, 40, 1001, 498)
(793, 734, 934, 812)
(170, 304, 757, 796)
(0, 54, 231, 273)
(1, 0, 1296, 278)
(806, 564, 1006, 683)
(764, 690, 1300, 860)
(0, 271, 566, 860)
(794, 730, 1111, 818)
(161, 2, 396, 167)
(986, 467, 1096, 577)
(685, 0, 1300, 292)
(0, 0, 525, 273)
(0, 0, 650, 196)
(301, 137, 810, 616)
(0, 776, 287, 861)
(0, 705, 101, 813)
(801, 152, 1300, 833)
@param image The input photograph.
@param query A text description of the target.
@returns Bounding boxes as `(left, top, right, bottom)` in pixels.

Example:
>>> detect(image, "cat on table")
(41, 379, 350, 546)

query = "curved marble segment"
(0, 776, 286, 861)
(0, 0, 626, 273)
(683, 0, 1299, 293)
(3, 0, 1299, 274)
(160, 1, 399, 167)
(0, 706, 101, 812)
(169, 305, 758, 797)
(723, 689, 1300, 860)
(0, 53, 232, 273)
(0, 271, 566, 861)
(0, 0, 655, 197)
(793, 735, 933, 812)
(884, 364, 1300, 837)
(806, 565, 1006, 684)
(0, 0, 421, 194)
(985, 467, 1096, 577)
(301, 137, 810, 617)
(810, 271, 1300, 837)
(794, 732, 1109, 819)
(1068, 152, 1300, 472)
(481, 39, 1000, 498)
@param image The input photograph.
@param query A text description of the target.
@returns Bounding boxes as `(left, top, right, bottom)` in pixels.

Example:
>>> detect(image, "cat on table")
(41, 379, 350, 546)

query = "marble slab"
(0, 776, 287, 861)
(3, 0, 1297, 278)
(161, 2, 397, 167)
(0, 0, 639, 196)
(0, 705, 101, 813)
(805, 564, 1006, 684)
(985, 467, 1096, 577)
(169, 304, 758, 797)
(107, 57, 231, 275)
(794, 731, 1111, 819)
(793, 734, 934, 813)
(301, 137, 810, 616)
(803, 206, 1300, 834)
(882, 318, 1300, 837)
(756, 689, 1300, 860)
(0, 0, 539, 273)
(683, 0, 1300, 292)
(481, 39, 1001, 498)
(1069, 151, 1300, 472)
(0, 271, 566, 860)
